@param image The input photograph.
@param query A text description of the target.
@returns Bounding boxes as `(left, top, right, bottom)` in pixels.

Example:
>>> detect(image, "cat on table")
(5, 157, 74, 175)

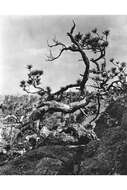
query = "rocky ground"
(0, 100, 127, 175)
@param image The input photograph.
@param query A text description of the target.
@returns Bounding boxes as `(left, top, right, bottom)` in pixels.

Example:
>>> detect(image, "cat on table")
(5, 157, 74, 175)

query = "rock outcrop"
(0, 100, 127, 175)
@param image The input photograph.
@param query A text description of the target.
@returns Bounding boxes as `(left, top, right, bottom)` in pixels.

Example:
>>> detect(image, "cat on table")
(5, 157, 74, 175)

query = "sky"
(0, 15, 127, 95)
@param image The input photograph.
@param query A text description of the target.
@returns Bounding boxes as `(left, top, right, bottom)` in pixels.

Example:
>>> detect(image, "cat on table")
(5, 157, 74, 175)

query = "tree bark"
(25, 98, 90, 123)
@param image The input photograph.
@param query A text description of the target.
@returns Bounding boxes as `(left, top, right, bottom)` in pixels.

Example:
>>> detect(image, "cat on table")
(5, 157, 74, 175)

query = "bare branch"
(47, 22, 92, 94)
(90, 93, 101, 124)
(47, 47, 68, 61)
(70, 20, 76, 34)
(52, 83, 80, 97)
(67, 32, 81, 49)
(80, 108, 88, 117)
(106, 80, 122, 91)
(47, 39, 66, 49)
(90, 50, 105, 71)
(37, 97, 91, 114)
(33, 80, 44, 92)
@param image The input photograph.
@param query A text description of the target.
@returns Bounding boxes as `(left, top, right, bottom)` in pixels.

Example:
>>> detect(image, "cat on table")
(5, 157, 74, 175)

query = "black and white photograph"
(0, 14, 127, 176)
